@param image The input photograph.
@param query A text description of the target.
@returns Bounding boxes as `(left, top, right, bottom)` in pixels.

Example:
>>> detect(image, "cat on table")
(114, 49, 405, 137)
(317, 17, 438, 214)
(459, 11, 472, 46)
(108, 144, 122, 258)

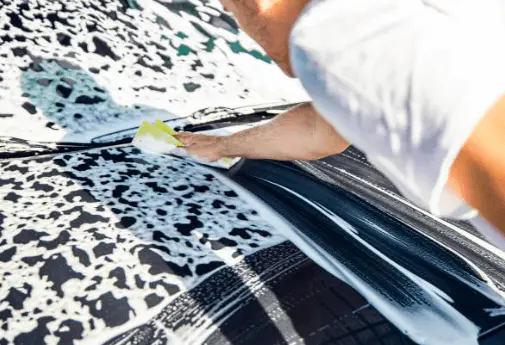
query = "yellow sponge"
(153, 119, 178, 136)
(132, 120, 239, 169)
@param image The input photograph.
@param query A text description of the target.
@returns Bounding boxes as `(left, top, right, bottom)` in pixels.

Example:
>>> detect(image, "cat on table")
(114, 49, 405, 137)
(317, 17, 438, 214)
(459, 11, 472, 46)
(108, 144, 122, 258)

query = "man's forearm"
(220, 103, 349, 160)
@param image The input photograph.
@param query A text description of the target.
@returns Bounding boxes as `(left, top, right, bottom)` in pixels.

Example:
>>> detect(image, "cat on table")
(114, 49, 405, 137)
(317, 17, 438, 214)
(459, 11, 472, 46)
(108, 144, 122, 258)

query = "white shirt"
(289, 0, 505, 249)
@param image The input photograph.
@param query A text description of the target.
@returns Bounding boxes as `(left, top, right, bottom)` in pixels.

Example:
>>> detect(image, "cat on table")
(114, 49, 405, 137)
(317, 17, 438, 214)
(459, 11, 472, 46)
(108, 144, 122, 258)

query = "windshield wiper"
(0, 102, 303, 160)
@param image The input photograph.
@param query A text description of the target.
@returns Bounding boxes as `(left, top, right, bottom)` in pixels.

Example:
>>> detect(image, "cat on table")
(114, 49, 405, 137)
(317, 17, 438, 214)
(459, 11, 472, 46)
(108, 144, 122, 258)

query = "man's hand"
(174, 103, 349, 162)
(174, 132, 227, 162)
(220, 0, 309, 76)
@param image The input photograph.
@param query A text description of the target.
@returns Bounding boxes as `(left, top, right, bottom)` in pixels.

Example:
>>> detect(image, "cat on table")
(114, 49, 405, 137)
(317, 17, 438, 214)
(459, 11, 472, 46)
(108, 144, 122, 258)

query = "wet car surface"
(1, 1, 505, 344)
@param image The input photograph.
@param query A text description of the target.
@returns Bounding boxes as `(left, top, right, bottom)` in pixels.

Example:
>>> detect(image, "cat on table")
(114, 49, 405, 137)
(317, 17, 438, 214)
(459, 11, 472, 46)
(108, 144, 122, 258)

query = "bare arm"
(175, 103, 349, 161)
(219, 0, 505, 239)
(449, 95, 505, 234)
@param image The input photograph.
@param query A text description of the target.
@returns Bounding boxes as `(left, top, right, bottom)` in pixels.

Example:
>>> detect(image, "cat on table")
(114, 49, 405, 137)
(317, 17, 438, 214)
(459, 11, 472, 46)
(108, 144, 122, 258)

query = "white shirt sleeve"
(289, 0, 505, 220)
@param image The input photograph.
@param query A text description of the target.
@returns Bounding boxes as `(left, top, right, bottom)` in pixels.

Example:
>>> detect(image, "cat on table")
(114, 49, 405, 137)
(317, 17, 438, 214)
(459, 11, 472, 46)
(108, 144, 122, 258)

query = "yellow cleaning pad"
(132, 120, 239, 169)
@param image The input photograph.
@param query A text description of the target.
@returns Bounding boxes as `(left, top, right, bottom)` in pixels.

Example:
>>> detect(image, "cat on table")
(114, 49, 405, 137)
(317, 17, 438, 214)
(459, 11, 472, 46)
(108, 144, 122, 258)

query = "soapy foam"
(212, 171, 482, 345)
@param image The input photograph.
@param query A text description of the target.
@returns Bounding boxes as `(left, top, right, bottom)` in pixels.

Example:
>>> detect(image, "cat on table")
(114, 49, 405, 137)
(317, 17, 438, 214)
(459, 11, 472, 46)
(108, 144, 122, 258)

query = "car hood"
(1, 1, 505, 345)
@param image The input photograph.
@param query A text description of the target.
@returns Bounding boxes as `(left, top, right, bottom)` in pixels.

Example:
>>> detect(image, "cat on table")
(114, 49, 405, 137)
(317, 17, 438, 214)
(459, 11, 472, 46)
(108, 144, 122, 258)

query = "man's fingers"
(173, 132, 223, 162)
(184, 144, 204, 158)
(170, 147, 188, 156)
(184, 145, 217, 162)
(183, 145, 196, 156)
(174, 132, 196, 146)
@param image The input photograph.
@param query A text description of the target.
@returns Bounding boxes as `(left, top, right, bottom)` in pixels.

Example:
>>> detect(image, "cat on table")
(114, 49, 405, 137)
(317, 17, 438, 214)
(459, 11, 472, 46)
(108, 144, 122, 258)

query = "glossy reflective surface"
(1, 1, 505, 344)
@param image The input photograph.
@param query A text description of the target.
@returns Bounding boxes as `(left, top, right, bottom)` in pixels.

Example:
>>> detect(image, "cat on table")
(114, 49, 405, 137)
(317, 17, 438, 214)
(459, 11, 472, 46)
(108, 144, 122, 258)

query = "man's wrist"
(217, 134, 235, 158)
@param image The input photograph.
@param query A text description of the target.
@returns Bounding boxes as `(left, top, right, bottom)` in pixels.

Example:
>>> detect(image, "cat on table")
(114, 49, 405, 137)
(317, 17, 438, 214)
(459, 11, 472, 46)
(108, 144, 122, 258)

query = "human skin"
(449, 96, 505, 234)
(175, 0, 350, 162)
(219, 0, 310, 76)
(175, 103, 350, 161)
(177, 0, 505, 237)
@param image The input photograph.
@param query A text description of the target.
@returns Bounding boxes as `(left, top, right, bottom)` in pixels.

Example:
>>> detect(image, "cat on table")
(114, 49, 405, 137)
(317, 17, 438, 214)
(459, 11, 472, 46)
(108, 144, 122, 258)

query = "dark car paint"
(2, 0, 504, 342)
(2, 105, 505, 344)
